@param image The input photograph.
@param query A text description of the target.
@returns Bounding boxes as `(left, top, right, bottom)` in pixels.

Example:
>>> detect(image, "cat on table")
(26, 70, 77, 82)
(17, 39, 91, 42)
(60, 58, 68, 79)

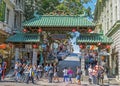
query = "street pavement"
(1, 77, 120, 86)
(1, 55, 120, 86)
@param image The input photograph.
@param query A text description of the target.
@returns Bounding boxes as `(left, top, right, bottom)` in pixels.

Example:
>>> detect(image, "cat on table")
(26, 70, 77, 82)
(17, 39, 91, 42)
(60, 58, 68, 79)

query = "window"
(6, 8, 9, 24)
(14, 14, 17, 28)
(115, 6, 117, 21)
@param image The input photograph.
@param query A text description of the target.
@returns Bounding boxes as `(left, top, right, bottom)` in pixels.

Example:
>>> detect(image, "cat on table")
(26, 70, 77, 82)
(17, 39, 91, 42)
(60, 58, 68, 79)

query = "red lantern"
(38, 28, 42, 33)
(88, 29, 92, 33)
(106, 45, 110, 49)
(33, 44, 38, 48)
(72, 29, 76, 32)
(98, 42, 101, 46)
(79, 45, 83, 49)
(23, 29, 27, 33)
(0, 44, 6, 49)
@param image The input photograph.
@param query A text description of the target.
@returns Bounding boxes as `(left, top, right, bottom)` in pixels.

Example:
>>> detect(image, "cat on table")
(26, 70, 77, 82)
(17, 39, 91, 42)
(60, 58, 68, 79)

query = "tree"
(24, 0, 92, 20)
(24, 0, 59, 20)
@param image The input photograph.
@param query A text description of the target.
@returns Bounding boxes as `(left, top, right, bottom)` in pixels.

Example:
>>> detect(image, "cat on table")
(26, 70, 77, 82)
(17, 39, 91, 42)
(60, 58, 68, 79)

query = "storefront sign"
(51, 34, 66, 39)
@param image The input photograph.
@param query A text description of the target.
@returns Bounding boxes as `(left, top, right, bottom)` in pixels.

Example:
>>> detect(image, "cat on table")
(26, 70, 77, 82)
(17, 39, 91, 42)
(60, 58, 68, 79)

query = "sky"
(72, 0, 97, 53)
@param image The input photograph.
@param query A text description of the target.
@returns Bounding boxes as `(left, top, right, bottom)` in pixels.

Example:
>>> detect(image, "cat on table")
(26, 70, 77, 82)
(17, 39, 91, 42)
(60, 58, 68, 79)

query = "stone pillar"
(81, 50, 85, 76)
(15, 48, 19, 62)
(81, 57, 85, 76)
(32, 49, 37, 65)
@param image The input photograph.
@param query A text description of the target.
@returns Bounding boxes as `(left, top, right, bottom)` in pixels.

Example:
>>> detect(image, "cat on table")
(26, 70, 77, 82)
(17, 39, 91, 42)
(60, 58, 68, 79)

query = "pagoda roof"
(6, 33, 41, 43)
(77, 33, 113, 44)
(23, 15, 95, 27)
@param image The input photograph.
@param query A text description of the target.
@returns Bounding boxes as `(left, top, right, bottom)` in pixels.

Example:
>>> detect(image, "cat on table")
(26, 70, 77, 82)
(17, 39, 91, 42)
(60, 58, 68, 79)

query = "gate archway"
(6, 15, 112, 66)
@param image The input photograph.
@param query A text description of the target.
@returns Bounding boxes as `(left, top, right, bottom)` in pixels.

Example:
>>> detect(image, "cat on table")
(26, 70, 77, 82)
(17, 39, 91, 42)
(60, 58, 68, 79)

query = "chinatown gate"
(6, 14, 112, 69)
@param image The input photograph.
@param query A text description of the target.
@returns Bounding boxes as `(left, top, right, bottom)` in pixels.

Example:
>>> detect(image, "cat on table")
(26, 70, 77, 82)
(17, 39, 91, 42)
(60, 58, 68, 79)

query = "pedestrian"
(0, 64, 2, 81)
(37, 65, 43, 80)
(48, 65, 54, 83)
(33, 64, 38, 80)
(67, 67, 73, 83)
(2, 61, 7, 80)
(99, 67, 104, 85)
(53, 63, 59, 82)
(88, 65, 93, 84)
(26, 65, 34, 84)
(76, 66, 82, 85)
(92, 67, 97, 85)
(63, 67, 68, 82)
(44, 64, 50, 78)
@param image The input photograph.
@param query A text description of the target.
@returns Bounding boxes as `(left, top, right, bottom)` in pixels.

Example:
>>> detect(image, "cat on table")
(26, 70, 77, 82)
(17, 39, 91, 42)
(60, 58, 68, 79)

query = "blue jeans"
(26, 76, 34, 84)
(68, 74, 72, 81)
(63, 75, 68, 82)
(92, 75, 97, 84)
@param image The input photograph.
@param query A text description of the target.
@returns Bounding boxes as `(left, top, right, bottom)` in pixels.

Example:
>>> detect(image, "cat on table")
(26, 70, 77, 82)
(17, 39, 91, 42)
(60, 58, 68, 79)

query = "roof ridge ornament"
(34, 10, 40, 18)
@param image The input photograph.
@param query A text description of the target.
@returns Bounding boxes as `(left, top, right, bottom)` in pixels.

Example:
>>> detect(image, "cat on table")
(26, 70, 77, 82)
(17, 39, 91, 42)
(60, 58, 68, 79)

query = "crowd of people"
(88, 63, 105, 85)
(0, 60, 7, 81)
(12, 61, 83, 85)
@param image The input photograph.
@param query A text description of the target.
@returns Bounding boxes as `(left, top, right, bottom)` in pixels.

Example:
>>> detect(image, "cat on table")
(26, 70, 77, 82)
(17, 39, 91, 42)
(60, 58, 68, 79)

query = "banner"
(0, 0, 6, 21)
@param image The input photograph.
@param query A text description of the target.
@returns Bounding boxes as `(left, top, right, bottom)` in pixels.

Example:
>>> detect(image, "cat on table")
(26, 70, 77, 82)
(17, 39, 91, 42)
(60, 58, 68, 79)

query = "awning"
(76, 33, 113, 44)
(6, 33, 41, 43)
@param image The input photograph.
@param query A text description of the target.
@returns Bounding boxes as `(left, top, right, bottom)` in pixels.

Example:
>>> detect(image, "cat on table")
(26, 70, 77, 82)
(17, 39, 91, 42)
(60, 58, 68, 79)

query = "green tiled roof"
(77, 33, 113, 44)
(23, 15, 95, 27)
(6, 33, 40, 43)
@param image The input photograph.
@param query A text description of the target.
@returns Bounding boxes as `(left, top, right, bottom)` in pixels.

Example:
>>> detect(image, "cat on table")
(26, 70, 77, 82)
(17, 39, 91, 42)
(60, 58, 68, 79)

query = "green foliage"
(0, 0, 6, 22)
(24, 0, 92, 20)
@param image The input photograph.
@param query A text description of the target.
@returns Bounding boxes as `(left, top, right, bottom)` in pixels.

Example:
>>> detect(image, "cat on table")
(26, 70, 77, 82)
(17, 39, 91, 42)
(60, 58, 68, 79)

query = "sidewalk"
(3, 77, 120, 86)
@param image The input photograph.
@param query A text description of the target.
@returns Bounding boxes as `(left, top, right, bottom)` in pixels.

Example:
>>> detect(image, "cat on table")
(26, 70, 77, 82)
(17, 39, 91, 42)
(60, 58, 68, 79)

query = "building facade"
(0, 0, 24, 37)
(0, 0, 24, 67)
(94, 0, 120, 80)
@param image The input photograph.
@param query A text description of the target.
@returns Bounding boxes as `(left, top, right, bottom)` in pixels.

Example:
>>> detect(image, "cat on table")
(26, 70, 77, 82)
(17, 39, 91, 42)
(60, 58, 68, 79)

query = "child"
(53, 64, 59, 82)
(67, 67, 73, 83)
(63, 67, 68, 82)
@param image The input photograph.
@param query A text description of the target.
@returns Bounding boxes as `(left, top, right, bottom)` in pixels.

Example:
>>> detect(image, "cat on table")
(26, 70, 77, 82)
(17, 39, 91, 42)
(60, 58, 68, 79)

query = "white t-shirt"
(15, 64, 18, 70)
(63, 69, 68, 76)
